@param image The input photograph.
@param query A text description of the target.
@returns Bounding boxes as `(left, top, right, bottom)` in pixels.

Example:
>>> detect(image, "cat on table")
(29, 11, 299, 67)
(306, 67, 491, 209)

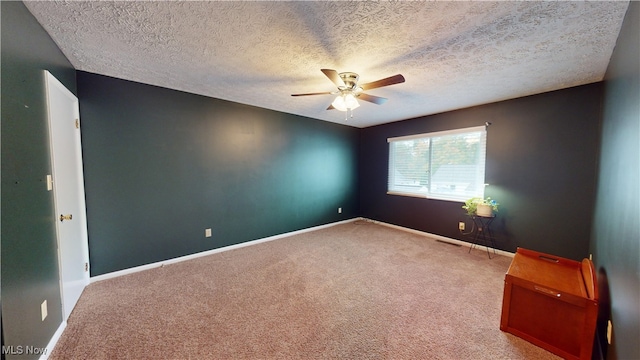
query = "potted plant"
(462, 197, 499, 217)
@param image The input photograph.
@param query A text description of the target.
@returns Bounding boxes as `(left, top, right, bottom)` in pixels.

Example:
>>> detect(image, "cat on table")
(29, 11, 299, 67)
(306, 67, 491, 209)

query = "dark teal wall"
(360, 83, 602, 261)
(592, 2, 639, 360)
(1, 1, 77, 359)
(77, 72, 360, 276)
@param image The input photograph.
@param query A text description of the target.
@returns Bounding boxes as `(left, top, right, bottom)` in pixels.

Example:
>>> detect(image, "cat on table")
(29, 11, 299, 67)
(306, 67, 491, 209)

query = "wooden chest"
(500, 248, 598, 360)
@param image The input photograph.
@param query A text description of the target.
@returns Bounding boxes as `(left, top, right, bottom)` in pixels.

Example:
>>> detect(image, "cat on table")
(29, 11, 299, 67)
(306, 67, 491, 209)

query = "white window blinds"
(388, 126, 487, 202)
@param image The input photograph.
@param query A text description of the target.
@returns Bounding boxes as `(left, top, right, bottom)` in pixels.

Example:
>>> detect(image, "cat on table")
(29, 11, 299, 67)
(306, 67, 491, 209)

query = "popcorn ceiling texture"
(25, 1, 629, 127)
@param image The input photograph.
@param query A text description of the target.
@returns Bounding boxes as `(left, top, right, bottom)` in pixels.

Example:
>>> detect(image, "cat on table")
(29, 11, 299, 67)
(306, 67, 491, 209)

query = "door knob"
(60, 214, 73, 222)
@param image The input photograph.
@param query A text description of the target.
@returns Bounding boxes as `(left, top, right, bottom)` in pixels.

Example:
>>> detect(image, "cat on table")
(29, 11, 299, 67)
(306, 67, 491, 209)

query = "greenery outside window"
(387, 126, 487, 202)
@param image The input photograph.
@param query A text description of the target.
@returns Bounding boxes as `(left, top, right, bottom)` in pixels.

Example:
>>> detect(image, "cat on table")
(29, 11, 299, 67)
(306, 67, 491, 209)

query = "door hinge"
(75, 119, 79, 129)
(85, 262, 89, 272)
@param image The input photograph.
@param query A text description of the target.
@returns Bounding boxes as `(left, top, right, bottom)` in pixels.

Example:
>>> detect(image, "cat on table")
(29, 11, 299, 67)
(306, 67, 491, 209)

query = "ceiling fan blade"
(359, 74, 405, 91)
(358, 93, 388, 105)
(321, 69, 346, 88)
(291, 91, 333, 97)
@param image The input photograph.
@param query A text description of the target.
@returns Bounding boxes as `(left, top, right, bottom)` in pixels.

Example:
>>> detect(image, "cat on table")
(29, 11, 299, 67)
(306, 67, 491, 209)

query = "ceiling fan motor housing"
(339, 72, 360, 90)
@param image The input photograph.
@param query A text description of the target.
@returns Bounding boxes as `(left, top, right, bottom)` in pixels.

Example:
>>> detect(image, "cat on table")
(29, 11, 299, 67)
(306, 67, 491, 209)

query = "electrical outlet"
(205, 228, 212, 238)
(41, 300, 48, 321)
(459, 222, 465, 231)
(338, 207, 342, 214)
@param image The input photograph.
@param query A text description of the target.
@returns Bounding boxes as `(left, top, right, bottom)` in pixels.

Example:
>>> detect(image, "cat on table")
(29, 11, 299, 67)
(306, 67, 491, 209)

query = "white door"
(45, 71, 90, 321)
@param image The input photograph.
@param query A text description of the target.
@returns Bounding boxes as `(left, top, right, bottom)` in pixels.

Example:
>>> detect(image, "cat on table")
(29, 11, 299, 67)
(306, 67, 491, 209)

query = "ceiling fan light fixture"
(332, 93, 360, 112)
(292, 69, 405, 119)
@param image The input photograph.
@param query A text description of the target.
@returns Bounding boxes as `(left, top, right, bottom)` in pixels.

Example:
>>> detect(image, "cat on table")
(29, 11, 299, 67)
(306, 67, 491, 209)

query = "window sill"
(386, 191, 467, 203)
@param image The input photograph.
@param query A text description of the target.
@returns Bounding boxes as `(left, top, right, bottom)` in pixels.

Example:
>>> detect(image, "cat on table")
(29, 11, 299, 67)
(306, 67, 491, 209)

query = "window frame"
(387, 125, 487, 202)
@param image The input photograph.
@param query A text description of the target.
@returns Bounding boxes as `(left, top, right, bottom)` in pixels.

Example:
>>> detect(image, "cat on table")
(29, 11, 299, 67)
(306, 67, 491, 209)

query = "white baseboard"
(40, 320, 66, 360)
(91, 216, 511, 283)
(360, 218, 515, 258)
(91, 218, 362, 283)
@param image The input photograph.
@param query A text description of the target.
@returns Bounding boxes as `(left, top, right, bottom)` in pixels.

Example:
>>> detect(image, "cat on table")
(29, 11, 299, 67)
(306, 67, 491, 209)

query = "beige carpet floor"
(49, 220, 560, 359)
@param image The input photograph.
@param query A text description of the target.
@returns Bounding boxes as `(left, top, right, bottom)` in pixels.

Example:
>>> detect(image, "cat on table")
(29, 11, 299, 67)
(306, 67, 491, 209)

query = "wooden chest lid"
(506, 248, 593, 299)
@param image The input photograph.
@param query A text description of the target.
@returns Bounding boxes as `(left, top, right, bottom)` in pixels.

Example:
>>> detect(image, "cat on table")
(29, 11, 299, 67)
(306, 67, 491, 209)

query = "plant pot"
(476, 204, 493, 217)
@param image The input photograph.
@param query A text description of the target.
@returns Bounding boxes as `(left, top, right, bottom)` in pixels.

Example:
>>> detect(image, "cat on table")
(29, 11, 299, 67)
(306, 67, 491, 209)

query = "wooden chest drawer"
(500, 248, 598, 360)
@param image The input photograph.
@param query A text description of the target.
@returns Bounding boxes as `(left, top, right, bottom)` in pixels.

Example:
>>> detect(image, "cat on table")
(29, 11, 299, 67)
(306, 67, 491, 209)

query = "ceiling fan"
(292, 69, 405, 118)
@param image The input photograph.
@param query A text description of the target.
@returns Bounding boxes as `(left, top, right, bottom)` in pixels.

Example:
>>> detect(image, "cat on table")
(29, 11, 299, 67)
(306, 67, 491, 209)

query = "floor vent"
(436, 239, 462, 247)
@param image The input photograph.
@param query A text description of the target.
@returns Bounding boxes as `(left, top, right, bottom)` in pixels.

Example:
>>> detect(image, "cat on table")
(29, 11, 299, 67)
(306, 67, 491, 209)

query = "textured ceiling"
(25, 1, 629, 128)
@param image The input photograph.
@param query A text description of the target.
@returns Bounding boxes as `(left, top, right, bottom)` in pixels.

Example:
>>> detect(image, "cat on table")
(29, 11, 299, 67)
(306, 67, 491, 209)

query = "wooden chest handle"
(534, 285, 561, 298)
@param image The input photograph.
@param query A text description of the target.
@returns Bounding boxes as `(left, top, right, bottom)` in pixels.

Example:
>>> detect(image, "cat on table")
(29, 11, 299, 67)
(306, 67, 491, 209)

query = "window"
(388, 126, 487, 202)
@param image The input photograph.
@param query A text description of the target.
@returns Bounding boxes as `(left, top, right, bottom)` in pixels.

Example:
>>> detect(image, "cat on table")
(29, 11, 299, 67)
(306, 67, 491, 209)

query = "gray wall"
(592, 2, 639, 359)
(1, 2, 77, 359)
